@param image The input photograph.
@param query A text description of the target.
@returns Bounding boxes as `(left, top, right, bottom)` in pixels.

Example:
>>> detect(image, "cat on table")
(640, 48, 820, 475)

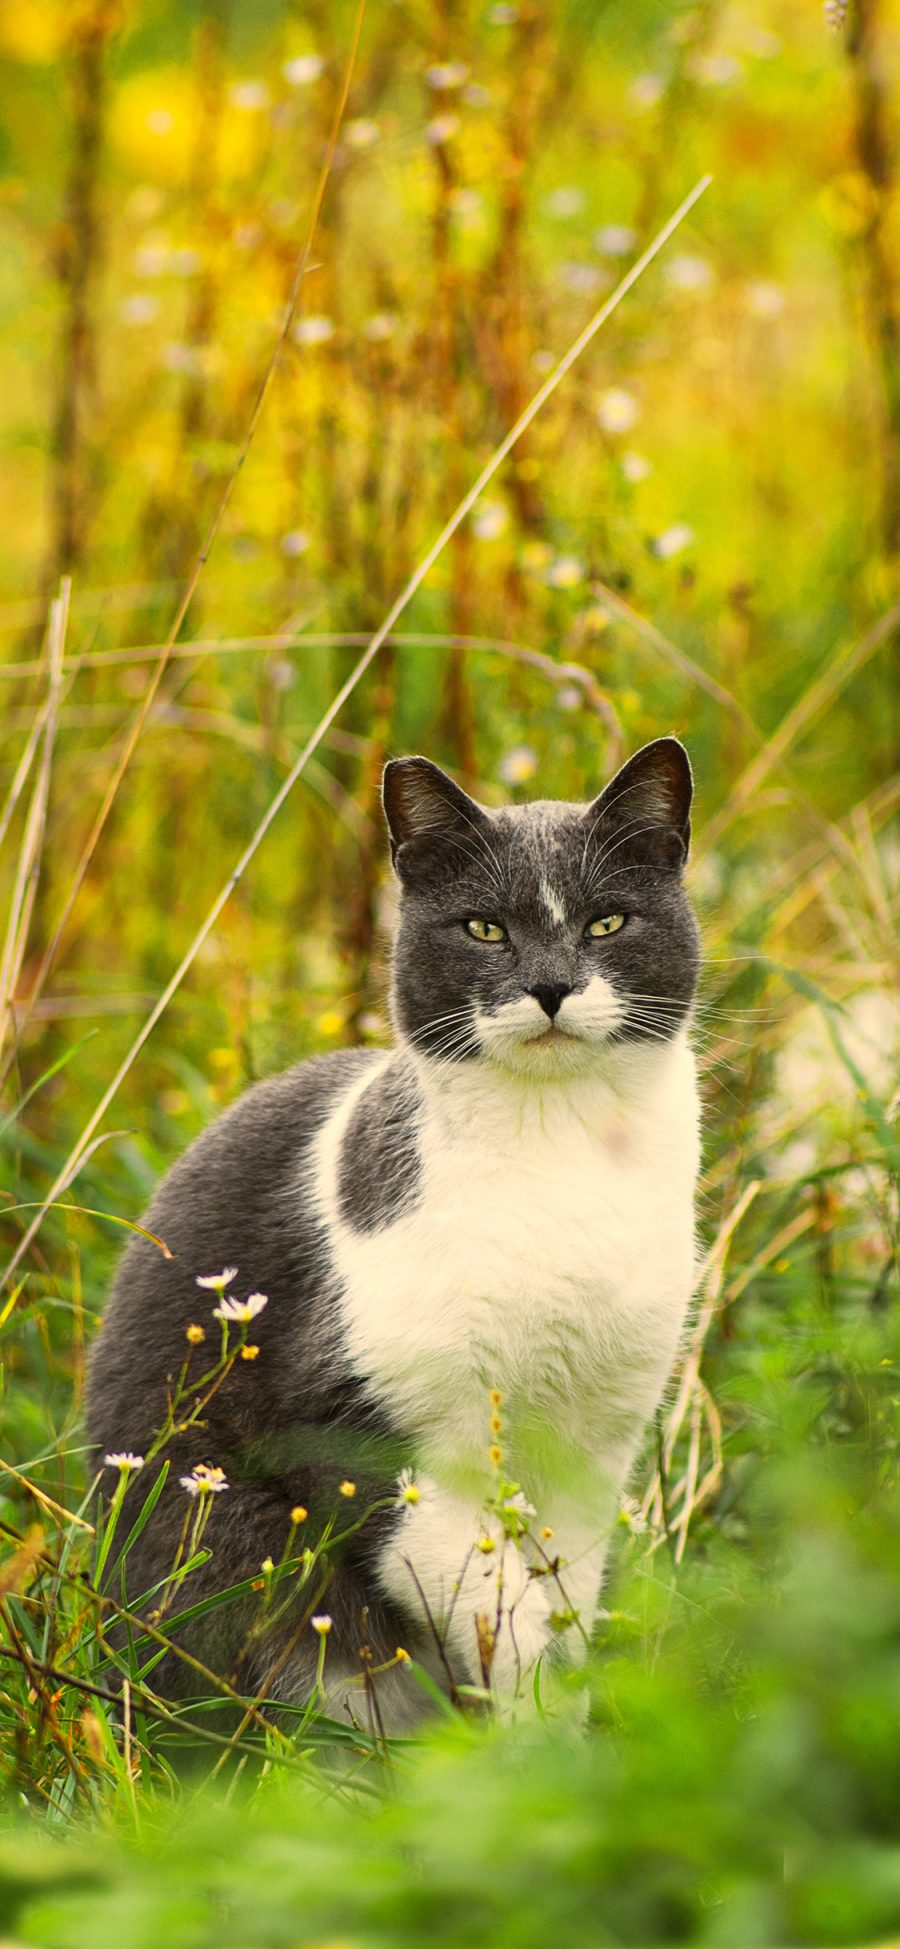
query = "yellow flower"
(316, 1009, 344, 1038)
(490, 1414, 502, 1435)
(186, 1324, 205, 1345)
(489, 1388, 502, 1407)
(339, 1480, 357, 1498)
(477, 1536, 496, 1555)
(241, 1343, 260, 1360)
(291, 1505, 308, 1525)
(540, 1526, 554, 1541)
(395, 1647, 411, 1663)
(261, 1556, 274, 1574)
(488, 1444, 502, 1466)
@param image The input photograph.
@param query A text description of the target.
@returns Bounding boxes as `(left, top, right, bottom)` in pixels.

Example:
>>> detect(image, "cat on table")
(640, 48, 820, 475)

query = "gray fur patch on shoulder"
(337, 1059, 422, 1235)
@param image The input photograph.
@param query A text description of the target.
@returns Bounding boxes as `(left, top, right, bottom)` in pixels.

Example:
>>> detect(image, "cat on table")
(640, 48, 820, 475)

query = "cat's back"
(86, 1046, 378, 1460)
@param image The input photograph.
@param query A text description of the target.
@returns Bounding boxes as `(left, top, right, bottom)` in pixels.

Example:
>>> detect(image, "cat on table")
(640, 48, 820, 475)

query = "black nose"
(528, 982, 572, 1020)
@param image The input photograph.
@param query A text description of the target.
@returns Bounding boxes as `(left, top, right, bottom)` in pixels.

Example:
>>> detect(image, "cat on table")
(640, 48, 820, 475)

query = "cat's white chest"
(308, 1042, 700, 1474)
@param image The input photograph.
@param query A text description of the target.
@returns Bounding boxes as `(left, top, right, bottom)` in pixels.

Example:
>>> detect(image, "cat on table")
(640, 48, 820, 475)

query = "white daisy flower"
(292, 315, 334, 347)
(195, 1267, 238, 1292)
(311, 1614, 333, 1634)
(425, 61, 469, 90)
(426, 113, 460, 146)
(596, 386, 639, 433)
(499, 745, 538, 786)
(650, 522, 695, 560)
(104, 1452, 145, 1473)
(212, 1292, 268, 1324)
(397, 1467, 420, 1507)
(282, 54, 324, 86)
(180, 1465, 229, 1497)
(230, 80, 270, 112)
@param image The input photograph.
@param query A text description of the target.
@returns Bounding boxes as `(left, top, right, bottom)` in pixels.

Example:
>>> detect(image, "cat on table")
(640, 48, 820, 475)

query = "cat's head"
(382, 740, 700, 1078)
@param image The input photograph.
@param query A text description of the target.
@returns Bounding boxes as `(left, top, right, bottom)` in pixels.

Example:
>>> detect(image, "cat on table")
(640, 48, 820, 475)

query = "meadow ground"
(0, 1, 898, 1943)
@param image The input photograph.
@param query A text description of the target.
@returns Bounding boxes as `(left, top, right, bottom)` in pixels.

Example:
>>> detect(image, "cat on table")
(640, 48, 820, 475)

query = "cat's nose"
(528, 982, 572, 1019)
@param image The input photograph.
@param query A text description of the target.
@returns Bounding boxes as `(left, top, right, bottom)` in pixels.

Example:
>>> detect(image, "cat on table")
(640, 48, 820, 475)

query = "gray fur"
(86, 738, 699, 1722)
(337, 1058, 422, 1234)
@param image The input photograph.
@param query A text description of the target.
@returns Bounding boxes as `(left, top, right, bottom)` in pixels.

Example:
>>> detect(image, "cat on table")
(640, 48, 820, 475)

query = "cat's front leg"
(378, 1476, 554, 1707)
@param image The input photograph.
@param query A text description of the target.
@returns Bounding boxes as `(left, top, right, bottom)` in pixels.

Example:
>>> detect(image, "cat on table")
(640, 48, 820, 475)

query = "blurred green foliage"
(0, 0, 898, 1943)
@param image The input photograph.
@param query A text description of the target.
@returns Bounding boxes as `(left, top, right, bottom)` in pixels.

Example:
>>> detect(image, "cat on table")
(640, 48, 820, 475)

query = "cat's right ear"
(382, 756, 486, 881)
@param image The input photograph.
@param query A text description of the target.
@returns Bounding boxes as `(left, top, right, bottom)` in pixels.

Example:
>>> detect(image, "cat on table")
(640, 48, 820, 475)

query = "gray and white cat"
(87, 737, 701, 1730)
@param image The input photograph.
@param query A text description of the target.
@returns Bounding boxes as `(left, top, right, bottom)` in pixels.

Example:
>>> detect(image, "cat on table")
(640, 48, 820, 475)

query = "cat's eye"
(586, 913, 626, 938)
(465, 917, 508, 943)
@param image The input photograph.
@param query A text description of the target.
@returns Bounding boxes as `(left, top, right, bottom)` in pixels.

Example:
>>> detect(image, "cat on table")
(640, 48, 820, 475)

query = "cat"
(86, 735, 701, 1734)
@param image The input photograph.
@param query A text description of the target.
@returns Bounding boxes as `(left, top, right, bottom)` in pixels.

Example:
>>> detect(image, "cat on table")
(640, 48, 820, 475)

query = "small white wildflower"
(281, 529, 310, 556)
(133, 238, 170, 279)
(212, 1291, 269, 1324)
(594, 223, 636, 257)
(283, 54, 324, 86)
(292, 315, 334, 346)
(558, 262, 606, 297)
(120, 294, 159, 326)
(621, 451, 652, 483)
(448, 187, 483, 221)
(556, 685, 582, 712)
(501, 1489, 536, 1517)
(230, 80, 270, 112)
(630, 74, 664, 109)
(744, 25, 781, 54)
(619, 1495, 648, 1535)
(425, 61, 469, 90)
(397, 1467, 420, 1507)
(362, 312, 398, 343)
(545, 555, 583, 589)
(170, 248, 200, 277)
(196, 1266, 238, 1292)
(161, 341, 203, 375)
(104, 1452, 145, 1473)
(651, 522, 695, 560)
(688, 51, 742, 85)
(664, 252, 714, 293)
(344, 117, 379, 149)
(269, 660, 296, 692)
(358, 1010, 386, 1037)
(744, 280, 785, 319)
(311, 1614, 333, 1634)
(425, 113, 460, 146)
(472, 501, 508, 541)
(545, 185, 584, 219)
(180, 1465, 229, 1497)
(499, 745, 538, 786)
(596, 387, 639, 434)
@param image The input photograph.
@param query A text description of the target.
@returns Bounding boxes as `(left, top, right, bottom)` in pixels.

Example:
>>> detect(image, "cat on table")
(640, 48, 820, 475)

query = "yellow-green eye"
(587, 913, 625, 938)
(465, 917, 507, 944)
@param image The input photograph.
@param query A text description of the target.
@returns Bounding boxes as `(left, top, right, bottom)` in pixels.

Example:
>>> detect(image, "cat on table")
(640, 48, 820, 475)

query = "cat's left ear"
(382, 756, 488, 879)
(585, 737, 693, 866)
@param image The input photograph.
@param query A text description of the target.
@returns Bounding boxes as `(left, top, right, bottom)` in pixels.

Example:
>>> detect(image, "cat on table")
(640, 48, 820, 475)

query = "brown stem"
(47, 2, 119, 585)
(847, 0, 900, 560)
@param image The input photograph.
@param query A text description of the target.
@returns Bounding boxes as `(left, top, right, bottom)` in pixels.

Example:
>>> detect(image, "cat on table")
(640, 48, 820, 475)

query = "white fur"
(306, 1023, 700, 1709)
(538, 876, 567, 928)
